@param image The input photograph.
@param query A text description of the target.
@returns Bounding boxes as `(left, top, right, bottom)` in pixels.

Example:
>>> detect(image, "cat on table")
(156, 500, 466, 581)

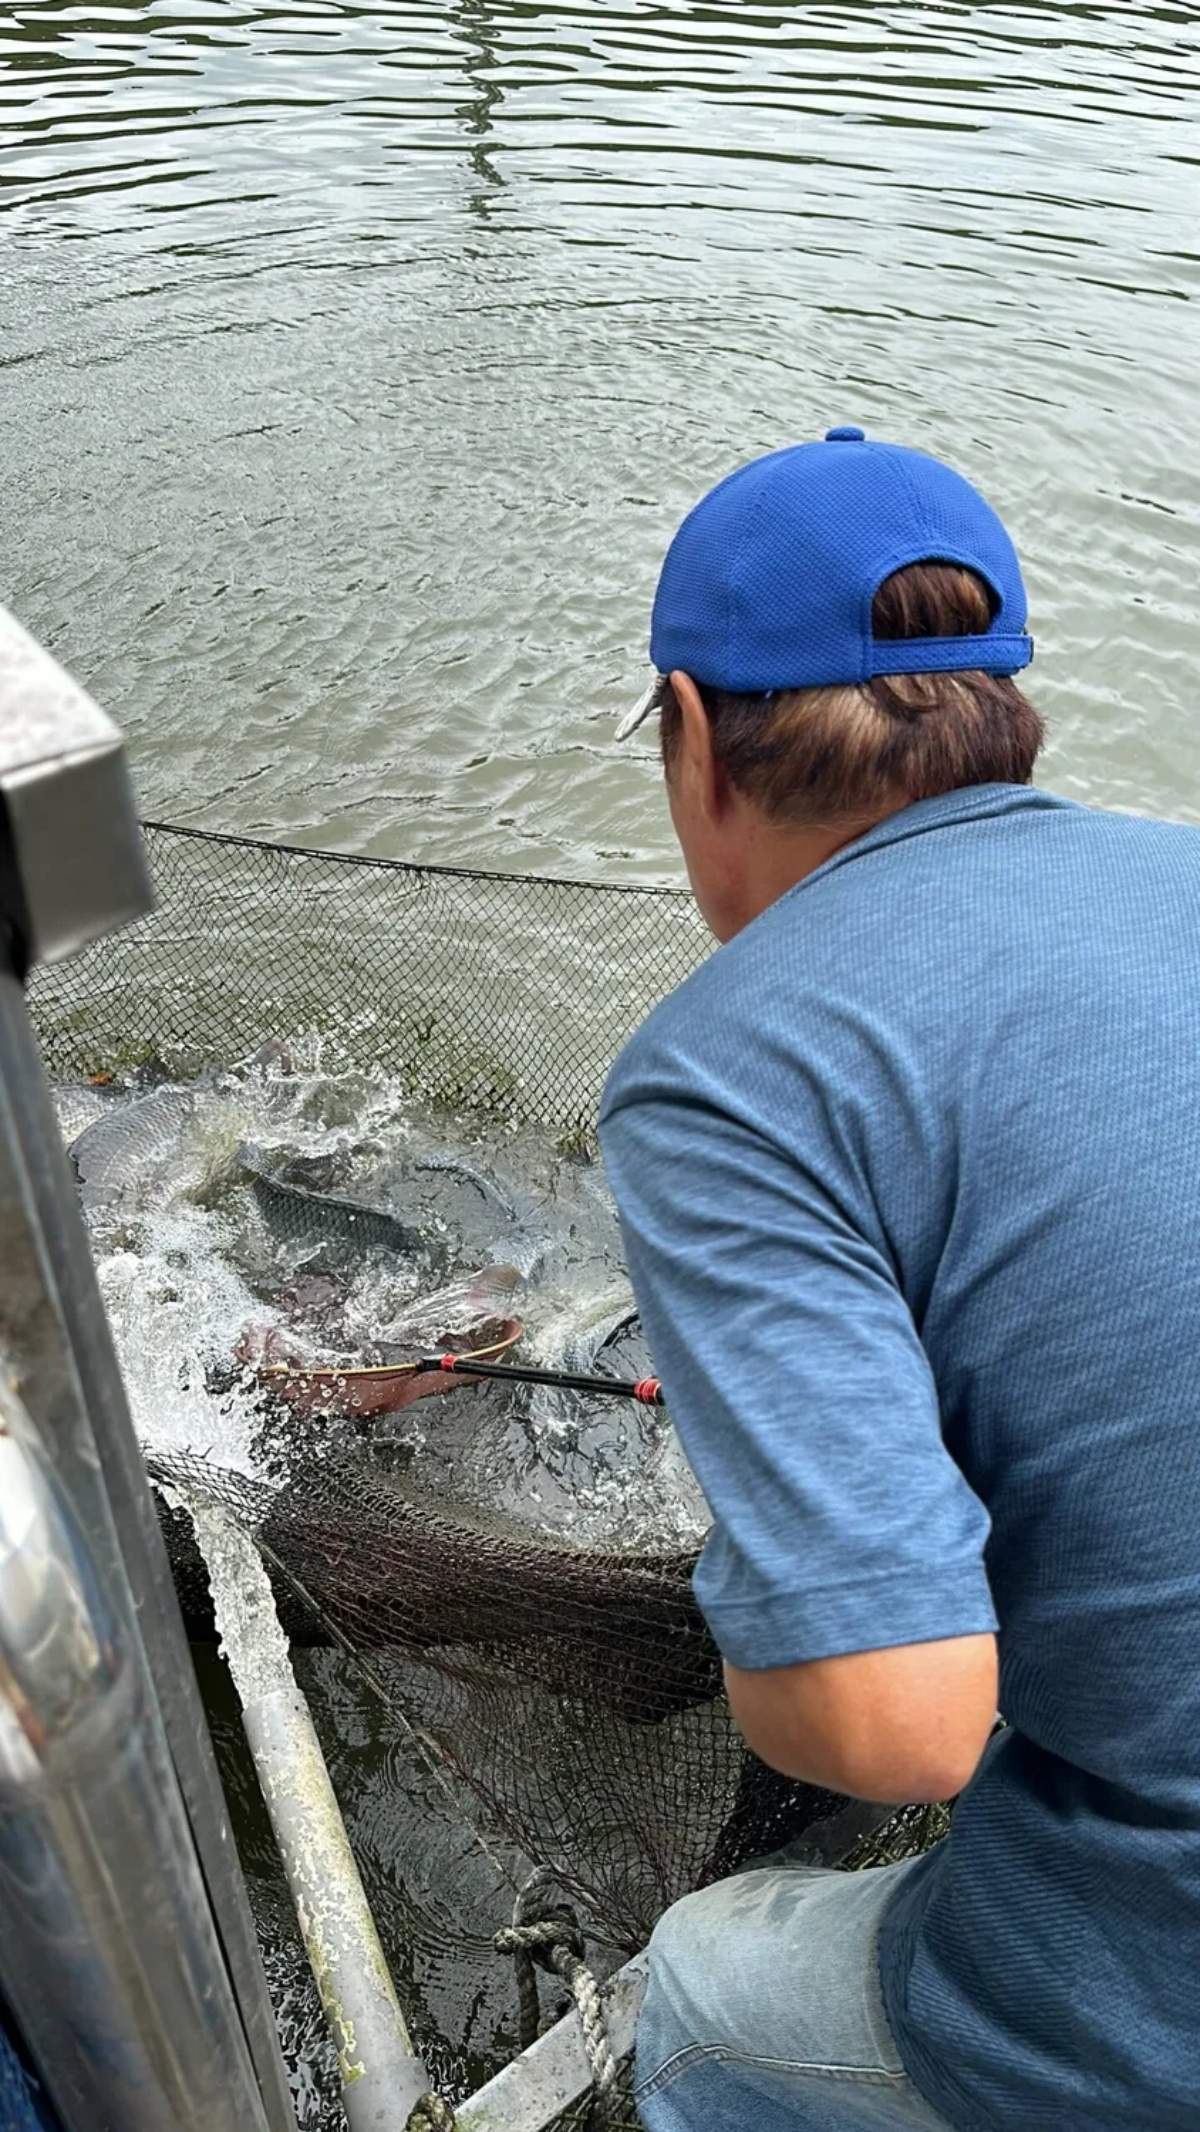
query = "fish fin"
(468, 1262, 522, 1307)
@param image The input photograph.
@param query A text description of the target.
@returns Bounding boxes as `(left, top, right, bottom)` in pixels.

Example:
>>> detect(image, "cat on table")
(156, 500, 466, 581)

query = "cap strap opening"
(867, 632, 1033, 679)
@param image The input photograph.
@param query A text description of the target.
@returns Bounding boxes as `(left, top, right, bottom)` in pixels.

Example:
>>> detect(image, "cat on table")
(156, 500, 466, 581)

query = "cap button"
(825, 425, 866, 442)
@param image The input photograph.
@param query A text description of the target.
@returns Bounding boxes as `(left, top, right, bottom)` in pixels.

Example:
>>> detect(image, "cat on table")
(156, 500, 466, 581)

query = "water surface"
(2, 2, 1196, 879)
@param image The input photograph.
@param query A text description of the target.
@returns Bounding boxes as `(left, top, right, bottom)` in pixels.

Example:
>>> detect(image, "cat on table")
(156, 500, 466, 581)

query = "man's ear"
(669, 672, 728, 821)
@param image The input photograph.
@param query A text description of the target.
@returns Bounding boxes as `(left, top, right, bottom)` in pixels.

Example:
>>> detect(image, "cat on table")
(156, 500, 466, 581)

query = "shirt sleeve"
(599, 1027, 997, 1672)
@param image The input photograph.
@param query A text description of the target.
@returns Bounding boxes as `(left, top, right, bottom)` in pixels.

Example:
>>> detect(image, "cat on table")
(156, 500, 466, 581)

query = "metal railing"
(0, 605, 297, 2132)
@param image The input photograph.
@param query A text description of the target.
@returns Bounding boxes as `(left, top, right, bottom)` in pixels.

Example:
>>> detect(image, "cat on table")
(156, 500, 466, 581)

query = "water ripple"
(0, 1, 1196, 874)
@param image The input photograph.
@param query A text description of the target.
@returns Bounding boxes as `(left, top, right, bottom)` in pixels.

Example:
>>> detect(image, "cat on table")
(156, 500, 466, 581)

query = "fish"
(234, 1265, 525, 1419)
(590, 1306, 644, 1373)
(51, 1079, 125, 1148)
(65, 1079, 525, 1274)
(65, 1064, 287, 1215)
(238, 1143, 422, 1262)
(70, 1086, 201, 1209)
(235, 1140, 547, 1295)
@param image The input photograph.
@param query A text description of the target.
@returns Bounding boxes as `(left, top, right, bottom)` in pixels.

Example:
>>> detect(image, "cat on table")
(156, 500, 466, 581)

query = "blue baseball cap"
(617, 426, 1032, 739)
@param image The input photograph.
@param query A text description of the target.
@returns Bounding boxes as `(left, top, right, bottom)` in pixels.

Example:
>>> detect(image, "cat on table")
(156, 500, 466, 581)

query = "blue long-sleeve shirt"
(600, 783, 1200, 2132)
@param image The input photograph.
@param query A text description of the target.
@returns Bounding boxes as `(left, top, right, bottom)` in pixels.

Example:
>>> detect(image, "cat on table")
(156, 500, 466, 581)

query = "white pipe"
(242, 1683, 431, 2130)
(186, 1496, 430, 2131)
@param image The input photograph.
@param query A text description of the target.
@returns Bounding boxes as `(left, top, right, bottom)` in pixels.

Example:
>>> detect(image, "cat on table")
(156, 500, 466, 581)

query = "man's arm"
(600, 1018, 1000, 1806)
(724, 1634, 998, 1804)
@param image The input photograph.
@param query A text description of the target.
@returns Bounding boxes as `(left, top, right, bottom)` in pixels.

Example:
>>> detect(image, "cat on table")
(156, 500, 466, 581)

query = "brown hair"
(659, 561, 1044, 827)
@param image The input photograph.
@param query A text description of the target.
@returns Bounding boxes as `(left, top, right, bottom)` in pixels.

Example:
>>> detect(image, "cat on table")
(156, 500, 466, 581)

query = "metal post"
(0, 1367, 268, 2131)
(0, 606, 297, 2130)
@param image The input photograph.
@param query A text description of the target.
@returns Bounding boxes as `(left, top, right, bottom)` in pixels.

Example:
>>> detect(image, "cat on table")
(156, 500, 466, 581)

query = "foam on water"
(97, 1203, 272, 1479)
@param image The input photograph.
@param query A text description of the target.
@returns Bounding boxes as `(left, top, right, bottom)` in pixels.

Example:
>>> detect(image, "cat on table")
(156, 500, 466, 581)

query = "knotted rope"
(404, 1867, 618, 2132)
(405, 2097, 455, 2132)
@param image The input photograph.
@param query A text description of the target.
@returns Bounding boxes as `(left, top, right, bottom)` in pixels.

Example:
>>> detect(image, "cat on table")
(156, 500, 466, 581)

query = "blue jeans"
(635, 1855, 955, 2132)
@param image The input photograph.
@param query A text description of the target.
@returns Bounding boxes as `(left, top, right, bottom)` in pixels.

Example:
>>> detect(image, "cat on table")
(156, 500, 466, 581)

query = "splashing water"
(68, 1056, 709, 1546)
(97, 1202, 270, 1479)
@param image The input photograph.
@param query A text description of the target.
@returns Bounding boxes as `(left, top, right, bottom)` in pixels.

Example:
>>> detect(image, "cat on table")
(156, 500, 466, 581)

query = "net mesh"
(30, 823, 710, 1148)
(31, 823, 937, 2125)
(155, 1446, 855, 1952)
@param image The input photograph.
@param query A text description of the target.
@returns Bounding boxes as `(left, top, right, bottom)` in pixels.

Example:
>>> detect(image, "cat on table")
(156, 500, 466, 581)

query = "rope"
(495, 1868, 619, 2124)
(404, 1868, 619, 2132)
(406, 2098, 456, 2132)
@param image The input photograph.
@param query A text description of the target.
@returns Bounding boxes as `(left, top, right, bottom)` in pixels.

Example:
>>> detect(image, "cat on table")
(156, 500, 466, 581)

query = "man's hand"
(724, 1633, 998, 1804)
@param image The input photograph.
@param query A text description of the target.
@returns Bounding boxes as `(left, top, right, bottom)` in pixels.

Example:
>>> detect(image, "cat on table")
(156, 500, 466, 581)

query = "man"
(598, 427, 1200, 2131)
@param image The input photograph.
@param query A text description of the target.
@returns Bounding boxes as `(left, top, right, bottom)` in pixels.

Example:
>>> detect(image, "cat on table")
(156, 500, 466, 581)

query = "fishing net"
(31, 823, 931, 2124)
(29, 822, 710, 1150)
(154, 1445, 859, 1953)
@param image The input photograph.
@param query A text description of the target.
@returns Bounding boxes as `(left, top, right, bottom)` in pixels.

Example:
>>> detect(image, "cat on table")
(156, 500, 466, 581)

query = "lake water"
(1, 2, 1196, 885)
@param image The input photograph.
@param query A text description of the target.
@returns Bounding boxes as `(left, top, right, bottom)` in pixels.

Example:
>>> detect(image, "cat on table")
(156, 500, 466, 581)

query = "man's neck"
(723, 798, 905, 938)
